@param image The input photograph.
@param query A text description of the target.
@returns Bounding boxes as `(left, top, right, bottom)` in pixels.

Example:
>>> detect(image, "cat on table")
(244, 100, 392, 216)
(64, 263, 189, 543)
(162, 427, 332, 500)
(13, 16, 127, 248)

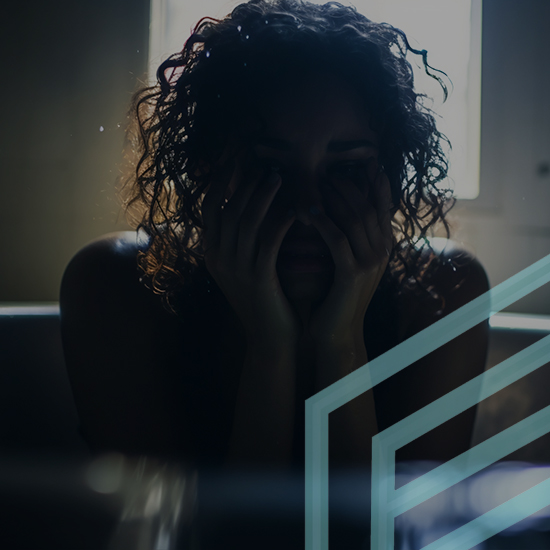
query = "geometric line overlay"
(305, 252, 550, 550)
(421, 475, 550, 550)
(373, 359, 550, 549)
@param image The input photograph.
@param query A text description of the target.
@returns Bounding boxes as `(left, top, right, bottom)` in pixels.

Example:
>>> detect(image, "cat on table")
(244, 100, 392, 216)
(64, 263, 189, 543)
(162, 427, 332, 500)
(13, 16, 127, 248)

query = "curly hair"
(121, 0, 455, 310)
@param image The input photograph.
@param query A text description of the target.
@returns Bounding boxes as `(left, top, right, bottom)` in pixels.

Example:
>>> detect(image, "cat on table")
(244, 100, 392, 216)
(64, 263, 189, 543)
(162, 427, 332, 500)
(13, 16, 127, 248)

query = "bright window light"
(489, 313, 550, 333)
(149, 0, 482, 199)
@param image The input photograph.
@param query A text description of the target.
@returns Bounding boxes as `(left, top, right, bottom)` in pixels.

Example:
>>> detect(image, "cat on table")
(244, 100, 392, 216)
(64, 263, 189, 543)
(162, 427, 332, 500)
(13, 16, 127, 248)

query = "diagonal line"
(371, 433, 394, 550)
(391, 404, 550, 515)
(421, 476, 550, 550)
(379, 334, 550, 451)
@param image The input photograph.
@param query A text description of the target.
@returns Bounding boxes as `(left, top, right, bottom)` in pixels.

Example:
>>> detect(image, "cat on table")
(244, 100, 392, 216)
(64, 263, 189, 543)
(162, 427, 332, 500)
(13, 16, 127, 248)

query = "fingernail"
(309, 205, 321, 215)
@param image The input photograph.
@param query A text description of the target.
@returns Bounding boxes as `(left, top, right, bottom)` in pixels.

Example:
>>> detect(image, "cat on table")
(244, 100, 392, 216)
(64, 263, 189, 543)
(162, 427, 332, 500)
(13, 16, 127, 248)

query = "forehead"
(254, 70, 376, 143)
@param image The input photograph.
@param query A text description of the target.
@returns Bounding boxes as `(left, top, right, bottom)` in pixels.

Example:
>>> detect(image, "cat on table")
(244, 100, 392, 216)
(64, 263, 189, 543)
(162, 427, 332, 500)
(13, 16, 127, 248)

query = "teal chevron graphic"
(305, 253, 550, 550)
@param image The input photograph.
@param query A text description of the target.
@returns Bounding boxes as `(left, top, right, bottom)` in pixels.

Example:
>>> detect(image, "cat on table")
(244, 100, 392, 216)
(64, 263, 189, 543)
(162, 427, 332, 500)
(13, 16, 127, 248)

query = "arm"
(374, 244, 490, 461)
(227, 340, 297, 467)
(200, 157, 303, 468)
(60, 232, 195, 461)
(314, 334, 377, 467)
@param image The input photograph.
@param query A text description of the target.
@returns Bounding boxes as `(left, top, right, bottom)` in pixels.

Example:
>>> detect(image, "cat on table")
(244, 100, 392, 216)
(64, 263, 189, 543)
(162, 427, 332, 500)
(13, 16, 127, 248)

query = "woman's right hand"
(201, 153, 300, 348)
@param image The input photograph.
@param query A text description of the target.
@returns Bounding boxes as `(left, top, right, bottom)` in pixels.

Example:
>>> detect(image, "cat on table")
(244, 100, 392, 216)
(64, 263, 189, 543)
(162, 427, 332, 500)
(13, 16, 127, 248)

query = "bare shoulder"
(425, 238, 489, 316)
(397, 238, 490, 348)
(61, 230, 148, 302)
(59, 229, 174, 327)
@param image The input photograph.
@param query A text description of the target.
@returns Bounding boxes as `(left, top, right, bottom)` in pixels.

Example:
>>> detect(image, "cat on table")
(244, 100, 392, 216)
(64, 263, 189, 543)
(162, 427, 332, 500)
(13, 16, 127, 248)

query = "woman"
(60, 0, 489, 469)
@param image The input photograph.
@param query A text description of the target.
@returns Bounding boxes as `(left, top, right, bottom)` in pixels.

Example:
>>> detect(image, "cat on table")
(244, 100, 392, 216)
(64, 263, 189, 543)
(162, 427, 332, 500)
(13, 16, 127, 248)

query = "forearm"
(314, 334, 377, 466)
(226, 339, 297, 468)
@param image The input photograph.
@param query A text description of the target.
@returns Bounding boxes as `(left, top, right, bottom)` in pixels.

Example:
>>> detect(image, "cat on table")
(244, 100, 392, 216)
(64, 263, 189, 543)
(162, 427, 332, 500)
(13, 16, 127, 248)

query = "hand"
(201, 153, 301, 348)
(307, 158, 393, 351)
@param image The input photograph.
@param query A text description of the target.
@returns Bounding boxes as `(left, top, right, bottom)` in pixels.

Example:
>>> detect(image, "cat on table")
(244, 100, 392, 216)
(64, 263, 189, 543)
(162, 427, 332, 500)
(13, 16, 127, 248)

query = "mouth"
(277, 240, 334, 273)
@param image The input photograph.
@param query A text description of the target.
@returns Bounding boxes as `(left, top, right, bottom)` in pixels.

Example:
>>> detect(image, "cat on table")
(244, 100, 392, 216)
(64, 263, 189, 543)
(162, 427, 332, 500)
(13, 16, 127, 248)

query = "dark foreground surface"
(1, 455, 550, 549)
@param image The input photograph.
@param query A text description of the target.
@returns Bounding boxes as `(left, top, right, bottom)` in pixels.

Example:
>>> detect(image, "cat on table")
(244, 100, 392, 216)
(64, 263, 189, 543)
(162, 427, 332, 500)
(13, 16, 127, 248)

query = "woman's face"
(240, 70, 380, 305)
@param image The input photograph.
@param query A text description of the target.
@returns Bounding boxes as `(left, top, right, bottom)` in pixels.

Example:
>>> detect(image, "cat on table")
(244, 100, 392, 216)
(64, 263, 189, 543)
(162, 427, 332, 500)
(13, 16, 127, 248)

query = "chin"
(277, 268, 334, 304)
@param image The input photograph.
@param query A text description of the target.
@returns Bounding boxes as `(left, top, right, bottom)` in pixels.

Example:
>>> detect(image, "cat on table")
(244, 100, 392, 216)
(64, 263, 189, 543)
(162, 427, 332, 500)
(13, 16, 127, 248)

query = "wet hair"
(122, 0, 455, 310)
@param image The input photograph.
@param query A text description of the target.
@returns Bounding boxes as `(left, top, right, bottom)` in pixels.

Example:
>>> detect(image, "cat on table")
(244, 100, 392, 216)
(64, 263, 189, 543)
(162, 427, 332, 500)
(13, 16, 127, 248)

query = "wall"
(1, 0, 149, 301)
(453, 0, 550, 313)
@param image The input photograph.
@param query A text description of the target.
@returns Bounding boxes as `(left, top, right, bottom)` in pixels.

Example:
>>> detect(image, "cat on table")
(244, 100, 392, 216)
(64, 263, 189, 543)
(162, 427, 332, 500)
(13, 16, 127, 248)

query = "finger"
(237, 171, 283, 263)
(356, 156, 378, 196)
(222, 153, 262, 216)
(321, 182, 372, 262)
(357, 158, 393, 256)
(364, 203, 389, 258)
(375, 172, 393, 228)
(220, 152, 274, 261)
(201, 159, 234, 249)
(326, 171, 392, 262)
(324, 156, 378, 229)
(370, 171, 394, 253)
(218, 156, 263, 254)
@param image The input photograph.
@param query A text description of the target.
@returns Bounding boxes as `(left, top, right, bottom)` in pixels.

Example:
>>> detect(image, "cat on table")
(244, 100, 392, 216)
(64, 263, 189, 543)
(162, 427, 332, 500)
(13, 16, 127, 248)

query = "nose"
(281, 171, 323, 226)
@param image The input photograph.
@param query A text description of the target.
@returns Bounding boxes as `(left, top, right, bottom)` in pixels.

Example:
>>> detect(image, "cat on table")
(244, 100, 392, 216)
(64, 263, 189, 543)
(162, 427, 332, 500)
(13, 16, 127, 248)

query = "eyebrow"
(254, 137, 378, 151)
(327, 139, 378, 152)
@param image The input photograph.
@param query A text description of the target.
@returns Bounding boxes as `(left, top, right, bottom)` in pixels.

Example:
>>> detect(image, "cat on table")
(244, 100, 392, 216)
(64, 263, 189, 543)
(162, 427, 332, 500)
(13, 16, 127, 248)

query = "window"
(149, 0, 482, 199)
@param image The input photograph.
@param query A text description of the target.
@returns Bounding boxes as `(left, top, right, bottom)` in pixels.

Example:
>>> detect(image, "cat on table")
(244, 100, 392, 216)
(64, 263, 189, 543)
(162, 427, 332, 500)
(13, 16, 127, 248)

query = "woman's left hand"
(306, 158, 394, 354)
